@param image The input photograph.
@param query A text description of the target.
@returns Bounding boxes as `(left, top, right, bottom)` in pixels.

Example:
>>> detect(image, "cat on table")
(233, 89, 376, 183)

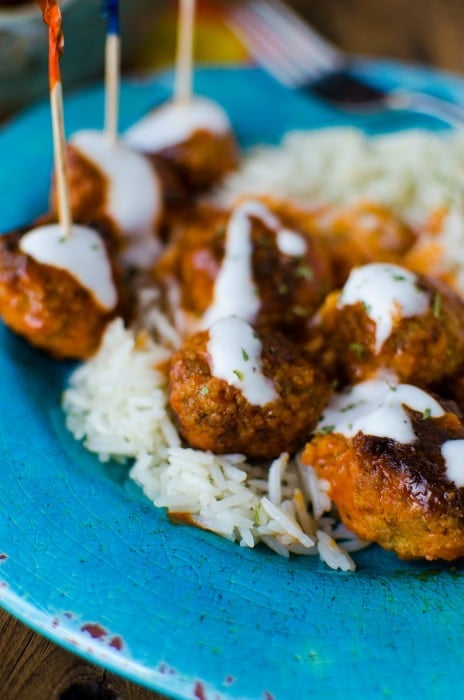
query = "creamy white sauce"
(338, 263, 430, 353)
(441, 440, 464, 487)
(202, 201, 270, 327)
(317, 378, 444, 444)
(19, 224, 117, 310)
(70, 129, 162, 268)
(203, 200, 305, 327)
(207, 317, 277, 406)
(276, 229, 307, 257)
(124, 96, 232, 153)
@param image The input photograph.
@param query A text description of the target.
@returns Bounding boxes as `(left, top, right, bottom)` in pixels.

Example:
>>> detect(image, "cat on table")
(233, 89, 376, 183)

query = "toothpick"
(50, 82, 72, 237)
(103, 0, 120, 146)
(174, 0, 196, 104)
(38, 0, 72, 238)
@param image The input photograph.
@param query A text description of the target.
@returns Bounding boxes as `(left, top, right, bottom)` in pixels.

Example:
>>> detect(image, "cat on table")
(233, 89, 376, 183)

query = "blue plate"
(1, 63, 464, 700)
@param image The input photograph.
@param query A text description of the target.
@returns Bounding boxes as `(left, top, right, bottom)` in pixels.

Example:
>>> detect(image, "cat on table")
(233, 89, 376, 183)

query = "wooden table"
(0, 607, 163, 699)
(1, 1, 463, 698)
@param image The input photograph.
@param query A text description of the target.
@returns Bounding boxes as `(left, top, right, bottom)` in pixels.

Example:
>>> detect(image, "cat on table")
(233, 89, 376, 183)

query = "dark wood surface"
(299, 0, 464, 73)
(0, 607, 163, 699)
(2, 1, 463, 698)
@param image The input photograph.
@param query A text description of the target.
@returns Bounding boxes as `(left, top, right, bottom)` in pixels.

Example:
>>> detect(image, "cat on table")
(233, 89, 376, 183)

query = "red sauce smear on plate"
(80, 622, 107, 640)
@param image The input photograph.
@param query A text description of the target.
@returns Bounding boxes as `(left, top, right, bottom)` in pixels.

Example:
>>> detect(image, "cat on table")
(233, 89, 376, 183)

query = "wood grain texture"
(0, 608, 166, 700)
(292, 0, 464, 72)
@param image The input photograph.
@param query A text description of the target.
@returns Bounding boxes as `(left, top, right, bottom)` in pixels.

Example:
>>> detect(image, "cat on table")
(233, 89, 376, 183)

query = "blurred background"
(1, 0, 464, 119)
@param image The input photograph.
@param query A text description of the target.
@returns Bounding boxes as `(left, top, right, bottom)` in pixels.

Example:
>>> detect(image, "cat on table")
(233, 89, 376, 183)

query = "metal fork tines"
(226, 0, 464, 126)
(228, 0, 344, 89)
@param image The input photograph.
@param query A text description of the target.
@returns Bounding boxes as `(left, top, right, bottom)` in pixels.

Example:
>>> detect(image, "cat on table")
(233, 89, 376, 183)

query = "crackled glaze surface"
(1, 65, 464, 700)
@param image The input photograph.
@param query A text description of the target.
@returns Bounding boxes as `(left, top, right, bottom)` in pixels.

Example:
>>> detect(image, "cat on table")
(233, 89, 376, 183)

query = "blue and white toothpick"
(103, 0, 120, 145)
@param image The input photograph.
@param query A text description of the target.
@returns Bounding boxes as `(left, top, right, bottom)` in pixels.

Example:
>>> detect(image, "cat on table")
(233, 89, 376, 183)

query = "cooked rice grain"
(63, 319, 354, 570)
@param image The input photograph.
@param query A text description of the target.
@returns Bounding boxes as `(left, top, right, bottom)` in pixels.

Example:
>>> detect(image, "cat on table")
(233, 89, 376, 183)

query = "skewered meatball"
(169, 317, 330, 460)
(0, 222, 125, 359)
(302, 378, 464, 560)
(156, 196, 334, 340)
(319, 202, 416, 286)
(52, 130, 163, 269)
(125, 96, 239, 193)
(308, 262, 464, 387)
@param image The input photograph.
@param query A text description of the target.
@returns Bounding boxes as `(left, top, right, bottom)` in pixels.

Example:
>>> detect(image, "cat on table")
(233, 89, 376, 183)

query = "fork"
(225, 0, 464, 128)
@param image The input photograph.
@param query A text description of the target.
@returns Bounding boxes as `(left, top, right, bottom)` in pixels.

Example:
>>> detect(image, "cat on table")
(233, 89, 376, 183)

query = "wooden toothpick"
(38, 0, 72, 237)
(103, 0, 121, 146)
(174, 0, 196, 104)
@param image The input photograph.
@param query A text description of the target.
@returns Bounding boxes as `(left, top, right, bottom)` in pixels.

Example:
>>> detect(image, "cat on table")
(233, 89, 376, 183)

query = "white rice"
(63, 126, 464, 571)
(63, 318, 356, 571)
(220, 127, 464, 224)
(219, 127, 464, 295)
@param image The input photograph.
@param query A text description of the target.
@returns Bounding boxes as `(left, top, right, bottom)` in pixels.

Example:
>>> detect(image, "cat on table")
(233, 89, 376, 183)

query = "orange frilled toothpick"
(174, 0, 197, 104)
(37, 0, 72, 237)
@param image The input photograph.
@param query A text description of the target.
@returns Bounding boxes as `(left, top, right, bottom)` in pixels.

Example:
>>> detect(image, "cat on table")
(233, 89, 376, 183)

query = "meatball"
(125, 97, 239, 193)
(302, 379, 464, 560)
(169, 317, 330, 459)
(150, 128, 238, 193)
(156, 197, 334, 340)
(51, 130, 163, 269)
(319, 202, 416, 286)
(0, 223, 126, 359)
(308, 262, 464, 387)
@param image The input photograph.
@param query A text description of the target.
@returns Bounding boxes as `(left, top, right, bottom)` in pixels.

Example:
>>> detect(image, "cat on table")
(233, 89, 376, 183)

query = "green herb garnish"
(316, 425, 335, 436)
(349, 342, 365, 359)
(295, 264, 314, 280)
(362, 301, 372, 314)
(433, 293, 442, 320)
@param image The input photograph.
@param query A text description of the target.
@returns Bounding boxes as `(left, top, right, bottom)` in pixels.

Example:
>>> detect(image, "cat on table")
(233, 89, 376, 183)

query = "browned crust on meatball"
(319, 203, 417, 287)
(155, 198, 334, 340)
(0, 226, 126, 359)
(51, 145, 111, 229)
(309, 275, 464, 387)
(51, 145, 162, 262)
(302, 409, 464, 560)
(169, 329, 330, 460)
(154, 129, 239, 192)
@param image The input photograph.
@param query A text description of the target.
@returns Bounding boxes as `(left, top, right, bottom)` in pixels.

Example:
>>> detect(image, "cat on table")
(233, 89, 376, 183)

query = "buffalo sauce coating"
(124, 96, 232, 153)
(69, 130, 162, 267)
(202, 199, 308, 328)
(19, 223, 117, 310)
(337, 263, 430, 352)
(303, 378, 464, 560)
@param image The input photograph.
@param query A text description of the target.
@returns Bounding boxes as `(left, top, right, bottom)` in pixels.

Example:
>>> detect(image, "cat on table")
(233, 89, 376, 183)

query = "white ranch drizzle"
(70, 129, 162, 268)
(276, 228, 307, 256)
(207, 317, 277, 406)
(338, 263, 430, 353)
(317, 378, 444, 444)
(203, 200, 305, 327)
(441, 440, 464, 487)
(19, 224, 117, 310)
(124, 96, 232, 153)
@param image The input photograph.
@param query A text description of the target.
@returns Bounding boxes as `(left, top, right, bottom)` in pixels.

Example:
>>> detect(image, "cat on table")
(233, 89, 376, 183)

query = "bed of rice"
(220, 127, 464, 294)
(63, 126, 464, 571)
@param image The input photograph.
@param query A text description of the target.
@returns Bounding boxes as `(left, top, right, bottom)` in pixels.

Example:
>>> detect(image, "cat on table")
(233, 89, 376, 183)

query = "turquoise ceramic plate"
(1, 64, 464, 700)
